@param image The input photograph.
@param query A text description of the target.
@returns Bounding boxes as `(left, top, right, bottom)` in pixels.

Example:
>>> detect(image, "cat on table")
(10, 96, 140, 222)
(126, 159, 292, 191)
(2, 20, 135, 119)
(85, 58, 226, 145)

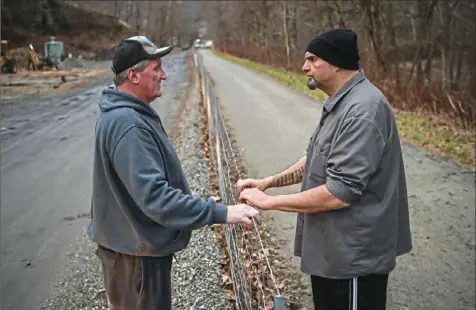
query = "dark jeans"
(311, 273, 389, 310)
(95, 246, 173, 310)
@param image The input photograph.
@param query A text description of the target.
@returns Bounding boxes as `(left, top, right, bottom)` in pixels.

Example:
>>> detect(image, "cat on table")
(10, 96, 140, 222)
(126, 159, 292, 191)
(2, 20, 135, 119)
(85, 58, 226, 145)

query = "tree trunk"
(387, 2, 401, 92)
(114, 0, 119, 18)
(135, 2, 141, 31)
(159, 0, 173, 45)
(282, 0, 291, 68)
(126, 0, 133, 24)
(147, 1, 153, 37)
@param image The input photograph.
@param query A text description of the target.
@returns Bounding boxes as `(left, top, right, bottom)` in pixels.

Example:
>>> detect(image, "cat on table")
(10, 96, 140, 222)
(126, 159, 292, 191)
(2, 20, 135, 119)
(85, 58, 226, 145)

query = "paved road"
(200, 49, 475, 310)
(0, 53, 188, 310)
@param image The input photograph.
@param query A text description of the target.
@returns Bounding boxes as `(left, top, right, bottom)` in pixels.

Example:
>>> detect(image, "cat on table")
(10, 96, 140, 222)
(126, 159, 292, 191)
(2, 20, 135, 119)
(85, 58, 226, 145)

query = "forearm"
(268, 184, 350, 213)
(267, 155, 307, 188)
(135, 180, 228, 229)
(112, 127, 228, 230)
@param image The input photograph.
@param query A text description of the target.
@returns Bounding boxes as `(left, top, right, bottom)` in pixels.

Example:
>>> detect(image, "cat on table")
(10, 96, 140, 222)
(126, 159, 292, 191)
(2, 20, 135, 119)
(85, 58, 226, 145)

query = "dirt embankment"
(1, 1, 137, 99)
(1, 0, 134, 61)
(0, 62, 112, 102)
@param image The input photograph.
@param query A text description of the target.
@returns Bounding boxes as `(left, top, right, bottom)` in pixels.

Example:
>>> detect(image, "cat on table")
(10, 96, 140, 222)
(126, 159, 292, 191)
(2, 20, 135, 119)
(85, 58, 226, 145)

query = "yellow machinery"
(28, 44, 40, 71)
(0, 40, 18, 74)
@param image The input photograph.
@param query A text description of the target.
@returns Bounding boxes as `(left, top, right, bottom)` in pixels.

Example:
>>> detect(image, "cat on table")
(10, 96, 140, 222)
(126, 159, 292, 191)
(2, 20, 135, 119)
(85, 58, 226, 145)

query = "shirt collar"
(323, 70, 366, 112)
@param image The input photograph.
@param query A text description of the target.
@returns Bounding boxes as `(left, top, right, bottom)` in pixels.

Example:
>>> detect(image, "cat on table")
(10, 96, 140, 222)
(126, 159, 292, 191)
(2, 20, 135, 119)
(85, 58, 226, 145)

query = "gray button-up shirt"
(294, 70, 412, 279)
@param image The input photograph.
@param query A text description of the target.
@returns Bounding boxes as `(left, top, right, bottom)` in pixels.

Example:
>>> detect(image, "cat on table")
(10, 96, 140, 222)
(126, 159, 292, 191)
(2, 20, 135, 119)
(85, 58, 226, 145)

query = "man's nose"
(302, 61, 309, 72)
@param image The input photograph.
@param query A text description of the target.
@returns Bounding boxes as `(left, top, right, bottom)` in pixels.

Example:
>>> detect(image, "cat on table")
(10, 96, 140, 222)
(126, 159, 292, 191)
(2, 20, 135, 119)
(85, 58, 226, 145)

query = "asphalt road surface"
(199, 49, 475, 310)
(0, 53, 188, 310)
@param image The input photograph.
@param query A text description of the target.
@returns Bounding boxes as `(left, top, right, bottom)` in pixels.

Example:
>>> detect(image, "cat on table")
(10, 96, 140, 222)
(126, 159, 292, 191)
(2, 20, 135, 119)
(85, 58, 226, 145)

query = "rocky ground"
(0, 60, 112, 103)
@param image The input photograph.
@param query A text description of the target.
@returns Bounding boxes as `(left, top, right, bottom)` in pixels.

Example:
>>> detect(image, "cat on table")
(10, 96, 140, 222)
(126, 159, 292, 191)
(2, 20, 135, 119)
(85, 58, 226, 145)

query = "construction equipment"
(1, 40, 18, 74)
(27, 38, 63, 71)
(44, 36, 64, 67)
(28, 44, 40, 71)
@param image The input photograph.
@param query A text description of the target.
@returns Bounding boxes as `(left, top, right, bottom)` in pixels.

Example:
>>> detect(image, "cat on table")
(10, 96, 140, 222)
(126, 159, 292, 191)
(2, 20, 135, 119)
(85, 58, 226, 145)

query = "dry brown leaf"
(225, 289, 236, 301)
(222, 274, 230, 284)
(210, 195, 221, 202)
(266, 298, 274, 310)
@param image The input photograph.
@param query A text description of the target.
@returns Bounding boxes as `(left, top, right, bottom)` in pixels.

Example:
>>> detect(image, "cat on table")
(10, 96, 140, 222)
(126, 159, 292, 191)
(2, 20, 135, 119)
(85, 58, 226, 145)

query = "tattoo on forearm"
(275, 166, 305, 187)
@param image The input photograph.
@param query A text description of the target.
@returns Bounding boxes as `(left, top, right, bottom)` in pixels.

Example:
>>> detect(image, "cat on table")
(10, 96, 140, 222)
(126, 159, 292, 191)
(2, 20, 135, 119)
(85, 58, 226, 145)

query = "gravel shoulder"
(199, 49, 475, 310)
(38, 54, 232, 310)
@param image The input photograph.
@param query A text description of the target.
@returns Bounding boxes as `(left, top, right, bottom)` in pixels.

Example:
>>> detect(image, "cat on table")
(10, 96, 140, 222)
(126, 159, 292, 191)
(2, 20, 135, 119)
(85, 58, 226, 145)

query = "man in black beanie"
(304, 28, 360, 93)
(237, 28, 412, 310)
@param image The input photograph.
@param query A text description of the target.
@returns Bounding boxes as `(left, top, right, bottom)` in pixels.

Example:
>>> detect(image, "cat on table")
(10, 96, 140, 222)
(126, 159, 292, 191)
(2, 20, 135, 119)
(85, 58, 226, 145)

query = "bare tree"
(281, 0, 291, 68)
(200, 0, 475, 129)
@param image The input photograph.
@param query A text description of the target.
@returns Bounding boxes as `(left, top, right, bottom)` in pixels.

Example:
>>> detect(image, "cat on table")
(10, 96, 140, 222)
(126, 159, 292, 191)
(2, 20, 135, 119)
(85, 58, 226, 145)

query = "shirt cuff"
(212, 202, 228, 224)
(326, 177, 361, 204)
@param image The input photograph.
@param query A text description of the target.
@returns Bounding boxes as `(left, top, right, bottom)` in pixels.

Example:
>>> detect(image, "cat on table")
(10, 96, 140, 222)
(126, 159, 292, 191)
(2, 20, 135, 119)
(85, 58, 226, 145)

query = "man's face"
(302, 52, 336, 87)
(132, 58, 167, 103)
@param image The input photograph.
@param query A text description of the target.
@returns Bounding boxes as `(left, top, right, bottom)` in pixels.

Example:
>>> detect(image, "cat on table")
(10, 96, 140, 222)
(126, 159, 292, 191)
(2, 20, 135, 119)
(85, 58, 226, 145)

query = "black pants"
(95, 246, 173, 310)
(311, 273, 389, 310)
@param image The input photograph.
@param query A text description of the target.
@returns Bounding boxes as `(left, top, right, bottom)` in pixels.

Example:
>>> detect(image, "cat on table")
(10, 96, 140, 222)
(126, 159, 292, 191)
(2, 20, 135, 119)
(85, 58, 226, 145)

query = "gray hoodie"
(87, 86, 228, 256)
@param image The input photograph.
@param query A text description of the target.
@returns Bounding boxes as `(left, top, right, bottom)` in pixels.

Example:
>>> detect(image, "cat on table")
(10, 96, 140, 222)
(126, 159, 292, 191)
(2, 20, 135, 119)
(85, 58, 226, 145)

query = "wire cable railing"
(194, 51, 288, 310)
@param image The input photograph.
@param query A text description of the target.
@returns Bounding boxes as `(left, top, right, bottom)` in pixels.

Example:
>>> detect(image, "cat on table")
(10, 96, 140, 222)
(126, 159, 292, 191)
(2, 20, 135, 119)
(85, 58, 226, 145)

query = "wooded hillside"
(64, 0, 202, 47)
(2, 0, 474, 129)
(1, 0, 201, 57)
(1, 0, 134, 57)
(201, 0, 476, 129)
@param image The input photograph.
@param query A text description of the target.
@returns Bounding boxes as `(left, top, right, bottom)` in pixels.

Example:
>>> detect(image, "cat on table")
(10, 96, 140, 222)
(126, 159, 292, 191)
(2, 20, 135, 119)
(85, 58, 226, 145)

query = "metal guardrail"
(194, 51, 288, 310)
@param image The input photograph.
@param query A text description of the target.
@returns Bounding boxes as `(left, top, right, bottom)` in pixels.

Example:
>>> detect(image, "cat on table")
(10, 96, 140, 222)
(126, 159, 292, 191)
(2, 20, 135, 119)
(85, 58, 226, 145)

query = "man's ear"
(333, 64, 342, 73)
(127, 69, 140, 84)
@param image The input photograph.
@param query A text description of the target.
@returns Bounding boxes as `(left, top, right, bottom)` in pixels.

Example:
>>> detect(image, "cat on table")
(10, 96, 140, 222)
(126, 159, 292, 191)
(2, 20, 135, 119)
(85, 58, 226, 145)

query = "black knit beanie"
(306, 29, 360, 70)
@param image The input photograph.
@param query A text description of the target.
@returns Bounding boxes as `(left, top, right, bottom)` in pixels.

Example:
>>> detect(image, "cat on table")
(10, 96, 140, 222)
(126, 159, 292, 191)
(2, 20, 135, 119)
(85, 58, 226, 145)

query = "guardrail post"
(273, 295, 288, 310)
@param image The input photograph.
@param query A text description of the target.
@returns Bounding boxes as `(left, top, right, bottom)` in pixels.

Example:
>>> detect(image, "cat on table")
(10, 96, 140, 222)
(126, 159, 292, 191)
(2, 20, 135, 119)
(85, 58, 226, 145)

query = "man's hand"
(226, 204, 260, 228)
(236, 177, 272, 195)
(239, 188, 274, 211)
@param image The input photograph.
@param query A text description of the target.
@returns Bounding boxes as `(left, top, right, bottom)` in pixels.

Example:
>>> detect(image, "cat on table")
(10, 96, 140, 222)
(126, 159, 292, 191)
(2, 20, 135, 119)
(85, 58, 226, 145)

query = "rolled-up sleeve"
(325, 117, 386, 203)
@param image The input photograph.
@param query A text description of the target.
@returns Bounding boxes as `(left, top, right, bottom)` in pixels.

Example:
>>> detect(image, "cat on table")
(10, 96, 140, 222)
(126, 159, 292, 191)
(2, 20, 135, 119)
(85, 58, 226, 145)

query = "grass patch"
(212, 49, 475, 170)
(213, 49, 327, 101)
(394, 110, 475, 167)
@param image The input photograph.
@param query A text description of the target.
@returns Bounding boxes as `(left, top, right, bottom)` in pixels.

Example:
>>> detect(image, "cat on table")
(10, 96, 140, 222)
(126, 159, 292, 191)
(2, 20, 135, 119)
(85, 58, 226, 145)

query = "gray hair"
(113, 60, 149, 85)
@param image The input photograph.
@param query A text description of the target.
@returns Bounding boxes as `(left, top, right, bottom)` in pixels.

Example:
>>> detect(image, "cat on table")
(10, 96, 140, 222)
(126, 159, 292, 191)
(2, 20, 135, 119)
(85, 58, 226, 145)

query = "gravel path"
(39, 61, 231, 310)
(170, 72, 231, 310)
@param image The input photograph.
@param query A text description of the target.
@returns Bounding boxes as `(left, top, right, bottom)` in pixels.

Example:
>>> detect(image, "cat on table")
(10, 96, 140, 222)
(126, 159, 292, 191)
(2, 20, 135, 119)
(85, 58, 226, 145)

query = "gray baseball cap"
(112, 36, 173, 74)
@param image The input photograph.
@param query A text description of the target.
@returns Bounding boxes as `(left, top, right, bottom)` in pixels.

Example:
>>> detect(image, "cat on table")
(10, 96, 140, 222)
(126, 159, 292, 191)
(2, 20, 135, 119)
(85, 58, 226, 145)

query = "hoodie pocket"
(96, 246, 118, 268)
(172, 230, 184, 243)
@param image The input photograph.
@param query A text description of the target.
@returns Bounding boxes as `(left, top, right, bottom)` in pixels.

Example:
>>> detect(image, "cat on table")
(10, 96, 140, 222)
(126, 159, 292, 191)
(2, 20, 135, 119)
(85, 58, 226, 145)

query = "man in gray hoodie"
(87, 36, 259, 310)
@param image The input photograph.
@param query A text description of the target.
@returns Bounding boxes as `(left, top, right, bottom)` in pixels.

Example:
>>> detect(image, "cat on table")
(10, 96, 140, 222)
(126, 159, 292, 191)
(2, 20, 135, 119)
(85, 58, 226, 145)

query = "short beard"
(307, 77, 318, 90)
